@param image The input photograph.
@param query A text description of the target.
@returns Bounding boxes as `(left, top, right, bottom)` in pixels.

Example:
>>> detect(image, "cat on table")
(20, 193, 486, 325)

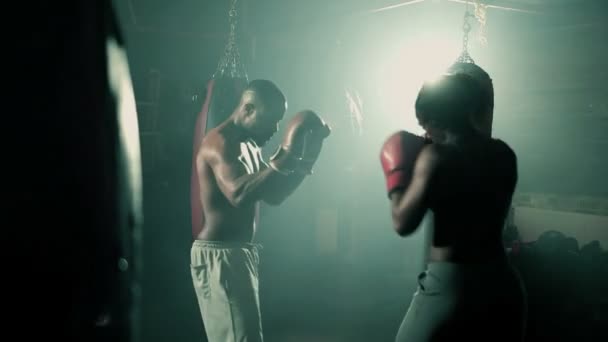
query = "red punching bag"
(190, 0, 249, 238)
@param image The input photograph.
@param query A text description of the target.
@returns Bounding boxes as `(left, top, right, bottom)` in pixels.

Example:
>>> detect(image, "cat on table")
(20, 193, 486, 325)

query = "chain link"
(474, 0, 488, 46)
(455, 1, 491, 63)
(456, 5, 475, 64)
(214, 0, 248, 79)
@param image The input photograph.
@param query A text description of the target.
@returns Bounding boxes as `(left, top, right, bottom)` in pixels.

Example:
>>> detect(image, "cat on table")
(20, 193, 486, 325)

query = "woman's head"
(447, 62, 494, 136)
(415, 73, 485, 143)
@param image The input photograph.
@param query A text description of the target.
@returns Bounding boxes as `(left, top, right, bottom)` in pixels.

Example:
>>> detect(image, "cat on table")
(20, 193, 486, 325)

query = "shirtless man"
(380, 74, 526, 341)
(190, 79, 330, 342)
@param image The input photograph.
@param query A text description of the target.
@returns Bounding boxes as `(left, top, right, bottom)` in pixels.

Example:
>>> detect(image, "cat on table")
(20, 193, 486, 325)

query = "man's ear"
(244, 103, 255, 116)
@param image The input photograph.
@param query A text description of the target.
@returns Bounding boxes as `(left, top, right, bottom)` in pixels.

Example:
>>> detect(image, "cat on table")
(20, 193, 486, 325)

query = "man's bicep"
(204, 142, 249, 201)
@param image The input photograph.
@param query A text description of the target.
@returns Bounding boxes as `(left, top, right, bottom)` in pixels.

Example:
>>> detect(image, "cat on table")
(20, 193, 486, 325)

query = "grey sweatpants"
(396, 259, 527, 342)
(190, 240, 263, 342)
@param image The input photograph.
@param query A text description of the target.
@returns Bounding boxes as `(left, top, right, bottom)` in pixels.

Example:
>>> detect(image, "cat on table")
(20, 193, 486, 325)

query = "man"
(380, 74, 526, 341)
(190, 79, 330, 341)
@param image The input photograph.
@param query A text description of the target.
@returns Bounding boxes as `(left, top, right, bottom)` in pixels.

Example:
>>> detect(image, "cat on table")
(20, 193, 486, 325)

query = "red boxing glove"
(380, 131, 428, 196)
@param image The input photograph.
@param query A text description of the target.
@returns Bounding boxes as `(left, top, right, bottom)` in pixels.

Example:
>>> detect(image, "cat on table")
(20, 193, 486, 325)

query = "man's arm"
(261, 163, 307, 206)
(259, 111, 330, 205)
(389, 145, 439, 236)
(205, 110, 330, 208)
(204, 135, 289, 208)
(261, 129, 327, 205)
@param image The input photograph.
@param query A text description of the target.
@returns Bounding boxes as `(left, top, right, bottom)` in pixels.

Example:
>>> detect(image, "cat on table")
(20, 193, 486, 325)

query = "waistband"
(426, 257, 511, 274)
(192, 240, 263, 250)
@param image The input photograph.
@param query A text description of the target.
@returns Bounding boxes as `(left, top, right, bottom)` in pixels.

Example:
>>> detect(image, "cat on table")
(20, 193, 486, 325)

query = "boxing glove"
(270, 110, 330, 175)
(380, 131, 428, 196)
(297, 115, 331, 174)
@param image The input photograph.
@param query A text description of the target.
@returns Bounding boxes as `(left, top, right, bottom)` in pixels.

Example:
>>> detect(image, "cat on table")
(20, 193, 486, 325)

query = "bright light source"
(376, 33, 460, 133)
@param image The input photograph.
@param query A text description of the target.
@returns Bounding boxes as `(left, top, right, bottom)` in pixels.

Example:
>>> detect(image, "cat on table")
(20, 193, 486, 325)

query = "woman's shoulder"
(489, 138, 517, 162)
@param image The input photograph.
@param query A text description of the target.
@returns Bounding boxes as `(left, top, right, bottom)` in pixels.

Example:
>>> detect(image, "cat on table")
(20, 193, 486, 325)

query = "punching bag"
(7, 1, 142, 341)
(447, 61, 494, 136)
(191, 0, 249, 238)
(446, 6, 494, 136)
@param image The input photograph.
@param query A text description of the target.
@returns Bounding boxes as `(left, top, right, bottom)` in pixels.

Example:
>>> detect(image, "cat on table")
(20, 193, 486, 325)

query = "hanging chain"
(474, 0, 488, 46)
(456, 3, 476, 64)
(214, 0, 247, 79)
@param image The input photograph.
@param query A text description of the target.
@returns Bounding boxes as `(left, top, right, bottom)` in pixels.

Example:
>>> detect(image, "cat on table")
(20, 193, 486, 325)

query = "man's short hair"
(244, 79, 286, 105)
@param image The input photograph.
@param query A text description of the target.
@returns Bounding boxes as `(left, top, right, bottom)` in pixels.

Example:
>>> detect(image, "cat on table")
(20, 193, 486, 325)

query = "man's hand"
(269, 110, 331, 175)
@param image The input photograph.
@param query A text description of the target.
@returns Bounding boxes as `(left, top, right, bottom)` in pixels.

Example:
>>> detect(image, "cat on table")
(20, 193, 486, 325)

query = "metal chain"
(456, 4, 475, 64)
(214, 0, 248, 79)
(474, 0, 488, 46)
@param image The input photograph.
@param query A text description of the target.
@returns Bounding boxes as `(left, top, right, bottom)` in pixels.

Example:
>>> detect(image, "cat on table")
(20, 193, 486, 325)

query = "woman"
(380, 73, 527, 341)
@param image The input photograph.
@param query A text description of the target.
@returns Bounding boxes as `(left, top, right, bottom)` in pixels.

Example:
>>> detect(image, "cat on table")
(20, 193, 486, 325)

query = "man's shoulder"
(201, 126, 247, 161)
(202, 126, 234, 150)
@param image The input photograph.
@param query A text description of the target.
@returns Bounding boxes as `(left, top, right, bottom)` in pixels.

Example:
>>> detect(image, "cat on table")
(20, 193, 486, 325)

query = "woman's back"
(391, 72, 526, 341)
(429, 137, 517, 262)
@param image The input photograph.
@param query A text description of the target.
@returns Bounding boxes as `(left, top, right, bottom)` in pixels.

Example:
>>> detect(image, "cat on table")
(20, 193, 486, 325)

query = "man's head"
(446, 62, 494, 136)
(234, 79, 287, 146)
(415, 73, 484, 143)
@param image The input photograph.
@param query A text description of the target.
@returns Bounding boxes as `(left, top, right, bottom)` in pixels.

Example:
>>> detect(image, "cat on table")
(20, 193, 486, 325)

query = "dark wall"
(113, 1, 608, 340)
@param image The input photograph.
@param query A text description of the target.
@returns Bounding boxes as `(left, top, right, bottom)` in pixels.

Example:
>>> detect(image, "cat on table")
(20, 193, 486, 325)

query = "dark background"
(111, 1, 608, 340)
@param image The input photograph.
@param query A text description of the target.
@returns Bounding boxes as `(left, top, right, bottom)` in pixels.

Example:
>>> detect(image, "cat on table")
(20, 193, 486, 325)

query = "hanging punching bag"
(447, 61, 494, 136)
(447, 7, 494, 137)
(7, 1, 142, 341)
(191, 0, 249, 238)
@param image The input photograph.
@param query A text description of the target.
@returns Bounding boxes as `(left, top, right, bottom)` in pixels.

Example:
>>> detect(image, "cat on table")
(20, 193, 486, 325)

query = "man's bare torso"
(193, 123, 262, 242)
